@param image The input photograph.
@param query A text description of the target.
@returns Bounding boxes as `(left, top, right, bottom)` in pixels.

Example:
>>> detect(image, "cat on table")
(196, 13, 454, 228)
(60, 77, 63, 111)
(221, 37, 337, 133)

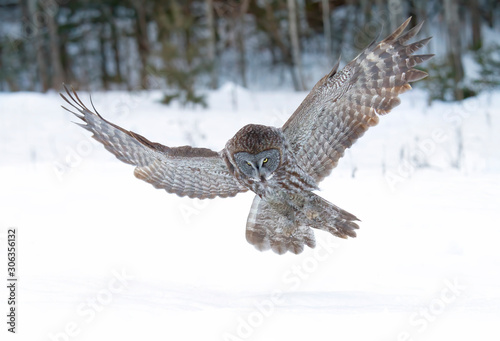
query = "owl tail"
(305, 193, 360, 239)
(245, 193, 359, 255)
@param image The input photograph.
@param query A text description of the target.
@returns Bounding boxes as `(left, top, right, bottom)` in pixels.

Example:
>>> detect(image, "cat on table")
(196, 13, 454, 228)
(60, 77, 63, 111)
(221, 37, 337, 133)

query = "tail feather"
(246, 196, 316, 255)
(307, 195, 360, 239)
(245, 193, 359, 255)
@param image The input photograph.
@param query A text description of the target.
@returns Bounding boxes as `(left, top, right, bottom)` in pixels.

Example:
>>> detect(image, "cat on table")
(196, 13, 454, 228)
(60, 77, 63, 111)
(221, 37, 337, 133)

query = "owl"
(61, 18, 432, 255)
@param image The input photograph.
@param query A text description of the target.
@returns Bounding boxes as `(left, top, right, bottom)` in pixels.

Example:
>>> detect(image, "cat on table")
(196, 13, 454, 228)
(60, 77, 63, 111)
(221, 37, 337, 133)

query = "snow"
(1, 85, 499, 340)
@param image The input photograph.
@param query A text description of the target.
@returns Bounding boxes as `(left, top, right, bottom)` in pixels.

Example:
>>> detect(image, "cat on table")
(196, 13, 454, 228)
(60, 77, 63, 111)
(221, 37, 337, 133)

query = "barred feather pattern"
(61, 18, 432, 255)
(246, 195, 316, 255)
(246, 192, 359, 255)
(60, 86, 247, 199)
(283, 18, 433, 182)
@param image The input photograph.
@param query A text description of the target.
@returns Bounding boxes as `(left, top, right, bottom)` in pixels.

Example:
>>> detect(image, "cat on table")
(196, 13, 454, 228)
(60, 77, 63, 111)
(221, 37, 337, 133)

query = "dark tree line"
(1, 0, 500, 103)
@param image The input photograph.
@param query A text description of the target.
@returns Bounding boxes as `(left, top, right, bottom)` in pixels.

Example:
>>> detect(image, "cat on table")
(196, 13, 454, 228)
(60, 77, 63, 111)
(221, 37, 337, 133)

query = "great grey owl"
(61, 18, 432, 255)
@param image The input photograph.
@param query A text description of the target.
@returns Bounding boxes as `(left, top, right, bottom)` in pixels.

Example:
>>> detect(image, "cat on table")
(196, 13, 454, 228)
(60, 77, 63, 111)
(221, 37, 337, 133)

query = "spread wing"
(282, 18, 433, 183)
(61, 86, 247, 199)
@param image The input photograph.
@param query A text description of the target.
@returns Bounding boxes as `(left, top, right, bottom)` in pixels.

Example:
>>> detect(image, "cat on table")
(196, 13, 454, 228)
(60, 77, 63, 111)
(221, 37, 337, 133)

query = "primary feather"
(61, 18, 432, 255)
(61, 85, 247, 199)
(283, 17, 433, 182)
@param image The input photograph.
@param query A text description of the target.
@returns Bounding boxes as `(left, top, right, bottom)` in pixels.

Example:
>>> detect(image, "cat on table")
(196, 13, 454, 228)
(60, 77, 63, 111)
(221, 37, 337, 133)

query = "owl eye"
(246, 161, 252, 167)
(262, 158, 268, 163)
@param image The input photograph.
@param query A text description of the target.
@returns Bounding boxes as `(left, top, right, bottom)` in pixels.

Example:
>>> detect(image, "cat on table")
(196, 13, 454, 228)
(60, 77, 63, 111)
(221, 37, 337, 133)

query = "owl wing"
(246, 195, 316, 255)
(282, 18, 433, 183)
(61, 86, 247, 199)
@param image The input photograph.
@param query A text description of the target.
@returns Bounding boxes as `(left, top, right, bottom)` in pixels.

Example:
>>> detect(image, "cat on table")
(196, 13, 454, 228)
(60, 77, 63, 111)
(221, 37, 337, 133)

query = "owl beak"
(257, 167, 272, 182)
(249, 169, 260, 182)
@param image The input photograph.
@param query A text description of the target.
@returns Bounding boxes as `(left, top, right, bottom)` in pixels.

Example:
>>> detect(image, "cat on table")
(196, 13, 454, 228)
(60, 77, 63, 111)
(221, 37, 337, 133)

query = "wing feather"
(282, 17, 433, 182)
(61, 85, 247, 199)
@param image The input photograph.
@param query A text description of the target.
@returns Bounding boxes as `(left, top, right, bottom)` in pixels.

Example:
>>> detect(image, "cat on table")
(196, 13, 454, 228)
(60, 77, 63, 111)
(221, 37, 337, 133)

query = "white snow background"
(1, 83, 499, 340)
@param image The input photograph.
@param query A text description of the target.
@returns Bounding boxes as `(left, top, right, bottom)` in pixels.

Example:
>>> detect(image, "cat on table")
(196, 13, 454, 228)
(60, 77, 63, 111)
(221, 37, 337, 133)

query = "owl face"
(234, 149, 280, 181)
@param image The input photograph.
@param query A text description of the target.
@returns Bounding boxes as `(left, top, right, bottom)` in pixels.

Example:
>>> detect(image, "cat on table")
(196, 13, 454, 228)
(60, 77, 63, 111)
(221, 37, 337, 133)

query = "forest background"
(1, 0, 499, 106)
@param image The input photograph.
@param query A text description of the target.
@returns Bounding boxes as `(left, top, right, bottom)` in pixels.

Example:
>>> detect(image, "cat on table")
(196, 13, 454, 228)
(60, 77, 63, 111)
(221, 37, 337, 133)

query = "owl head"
(225, 124, 285, 182)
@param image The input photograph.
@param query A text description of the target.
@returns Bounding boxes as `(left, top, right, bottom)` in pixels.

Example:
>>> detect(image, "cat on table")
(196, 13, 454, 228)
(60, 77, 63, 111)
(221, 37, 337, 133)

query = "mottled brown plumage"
(283, 18, 432, 183)
(61, 88, 247, 199)
(61, 18, 432, 255)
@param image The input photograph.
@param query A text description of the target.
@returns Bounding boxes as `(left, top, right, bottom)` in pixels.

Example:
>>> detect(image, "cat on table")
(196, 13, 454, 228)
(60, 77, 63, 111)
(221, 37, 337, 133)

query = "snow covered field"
(1, 84, 499, 340)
